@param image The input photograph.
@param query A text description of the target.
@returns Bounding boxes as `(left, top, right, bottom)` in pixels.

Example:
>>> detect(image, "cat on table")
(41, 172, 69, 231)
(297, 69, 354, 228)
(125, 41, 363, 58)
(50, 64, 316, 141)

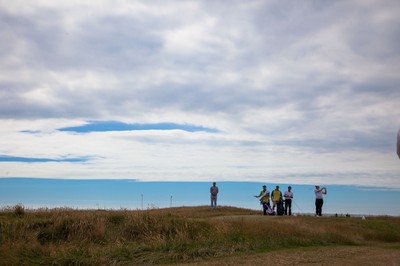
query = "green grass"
(0, 205, 399, 265)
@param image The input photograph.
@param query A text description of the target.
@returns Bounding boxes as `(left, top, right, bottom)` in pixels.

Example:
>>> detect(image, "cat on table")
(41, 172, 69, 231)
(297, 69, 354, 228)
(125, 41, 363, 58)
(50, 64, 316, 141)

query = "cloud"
(0, 1, 399, 187)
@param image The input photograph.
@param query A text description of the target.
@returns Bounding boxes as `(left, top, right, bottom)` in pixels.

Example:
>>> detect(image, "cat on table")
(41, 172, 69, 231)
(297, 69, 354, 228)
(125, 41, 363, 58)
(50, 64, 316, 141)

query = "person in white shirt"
(283, 186, 293, 216)
(210, 182, 219, 209)
(315, 185, 327, 216)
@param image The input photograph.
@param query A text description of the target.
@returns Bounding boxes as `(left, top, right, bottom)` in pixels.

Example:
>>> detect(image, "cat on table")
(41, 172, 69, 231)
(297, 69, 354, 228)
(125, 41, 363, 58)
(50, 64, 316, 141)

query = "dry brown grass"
(0, 205, 399, 265)
(176, 245, 400, 266)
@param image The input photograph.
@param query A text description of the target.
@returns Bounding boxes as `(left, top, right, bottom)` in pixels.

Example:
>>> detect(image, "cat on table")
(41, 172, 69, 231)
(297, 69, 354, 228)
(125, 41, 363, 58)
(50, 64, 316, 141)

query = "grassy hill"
(0, 205, 399, 265)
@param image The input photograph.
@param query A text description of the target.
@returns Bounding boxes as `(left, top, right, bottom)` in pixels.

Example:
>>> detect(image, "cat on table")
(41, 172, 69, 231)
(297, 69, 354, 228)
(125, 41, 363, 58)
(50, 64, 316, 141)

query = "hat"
(263, 185, 266, 188)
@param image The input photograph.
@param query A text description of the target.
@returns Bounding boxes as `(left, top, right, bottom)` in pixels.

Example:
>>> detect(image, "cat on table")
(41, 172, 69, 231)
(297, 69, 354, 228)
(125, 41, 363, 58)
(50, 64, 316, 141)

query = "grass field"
(0, 205, 399, 265)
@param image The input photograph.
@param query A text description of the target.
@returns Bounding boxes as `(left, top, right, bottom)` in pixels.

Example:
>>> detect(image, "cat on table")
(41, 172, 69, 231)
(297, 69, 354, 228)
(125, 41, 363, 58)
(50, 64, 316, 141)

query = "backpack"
(267, 206, 275, 215)
(263, 203, 275, 215)
(277, 200, 285, 216)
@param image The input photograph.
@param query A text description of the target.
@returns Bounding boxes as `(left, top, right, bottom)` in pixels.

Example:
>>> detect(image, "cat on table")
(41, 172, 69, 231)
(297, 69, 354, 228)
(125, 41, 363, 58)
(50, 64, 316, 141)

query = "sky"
(1, 1, 400, 190)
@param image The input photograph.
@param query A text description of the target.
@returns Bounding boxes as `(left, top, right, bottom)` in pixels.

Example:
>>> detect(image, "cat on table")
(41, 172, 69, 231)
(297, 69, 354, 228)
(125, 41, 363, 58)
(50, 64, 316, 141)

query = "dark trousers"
(315, 198, 324, 216)
(284, 199, 292, 215)
(211, 196, 217, 208)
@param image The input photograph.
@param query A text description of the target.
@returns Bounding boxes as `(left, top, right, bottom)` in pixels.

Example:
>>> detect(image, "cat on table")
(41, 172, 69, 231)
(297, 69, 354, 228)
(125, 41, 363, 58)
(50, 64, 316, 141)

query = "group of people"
(255, 184, 327, 216)
(209, 129, 396, 215)
(255, 185, 294, 216)
(210, 182, 328, 217)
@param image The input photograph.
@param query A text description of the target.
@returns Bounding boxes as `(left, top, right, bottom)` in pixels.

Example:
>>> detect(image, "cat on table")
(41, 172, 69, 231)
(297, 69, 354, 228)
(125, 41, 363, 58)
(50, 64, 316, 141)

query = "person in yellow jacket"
(271, 185, 282, 212)
(255, 185, 270, 215)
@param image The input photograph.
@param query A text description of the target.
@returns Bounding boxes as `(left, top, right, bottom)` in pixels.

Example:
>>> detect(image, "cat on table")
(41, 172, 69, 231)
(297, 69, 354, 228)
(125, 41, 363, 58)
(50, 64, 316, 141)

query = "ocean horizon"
(1, 178, 399, 216)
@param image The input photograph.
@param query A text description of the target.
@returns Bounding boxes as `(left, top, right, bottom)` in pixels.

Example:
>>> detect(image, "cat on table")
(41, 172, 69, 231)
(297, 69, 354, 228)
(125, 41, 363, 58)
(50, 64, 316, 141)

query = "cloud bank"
(0, 1, 399, 187)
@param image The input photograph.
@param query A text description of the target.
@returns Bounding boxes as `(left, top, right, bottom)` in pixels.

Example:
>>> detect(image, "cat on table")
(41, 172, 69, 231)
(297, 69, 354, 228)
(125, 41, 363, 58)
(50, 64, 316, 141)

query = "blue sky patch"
(0, 155, 89, 163)
(58, 121, 219, 133)
(20, 130, 41, 134)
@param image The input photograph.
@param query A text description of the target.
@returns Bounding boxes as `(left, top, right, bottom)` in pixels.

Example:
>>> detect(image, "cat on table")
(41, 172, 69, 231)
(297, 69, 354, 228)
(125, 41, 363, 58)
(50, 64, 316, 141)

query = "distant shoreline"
(1, 178, 399, 216)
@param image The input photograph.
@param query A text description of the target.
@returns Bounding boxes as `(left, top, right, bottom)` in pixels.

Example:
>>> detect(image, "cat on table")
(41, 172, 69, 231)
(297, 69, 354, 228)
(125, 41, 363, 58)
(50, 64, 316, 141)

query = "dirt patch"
(176, 244, 400, 266)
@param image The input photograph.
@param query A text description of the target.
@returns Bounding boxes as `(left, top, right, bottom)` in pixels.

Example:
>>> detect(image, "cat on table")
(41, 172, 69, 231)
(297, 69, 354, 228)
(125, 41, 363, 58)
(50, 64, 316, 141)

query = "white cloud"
(0, 0, 399, 187)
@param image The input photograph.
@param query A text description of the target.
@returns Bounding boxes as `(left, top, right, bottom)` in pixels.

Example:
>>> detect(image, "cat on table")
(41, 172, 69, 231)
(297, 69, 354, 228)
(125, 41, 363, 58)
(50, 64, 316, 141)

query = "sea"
(1, 178, 399, 216)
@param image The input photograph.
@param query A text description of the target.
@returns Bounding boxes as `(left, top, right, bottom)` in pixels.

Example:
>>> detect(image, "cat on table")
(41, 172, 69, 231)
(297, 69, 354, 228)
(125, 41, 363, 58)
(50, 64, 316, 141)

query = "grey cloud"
(67, 17, 163, 71)
(1, 1, 399, 148)
(275, 130, 395, 153)
(0, 1, 399, 185)
(343, 3, 400, 60)
(0, 9, 67, 68)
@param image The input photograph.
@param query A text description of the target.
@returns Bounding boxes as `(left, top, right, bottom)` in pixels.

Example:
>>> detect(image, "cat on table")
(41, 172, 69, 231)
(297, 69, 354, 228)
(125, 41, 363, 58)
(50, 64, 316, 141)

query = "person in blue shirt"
(210, 182, 219, 209)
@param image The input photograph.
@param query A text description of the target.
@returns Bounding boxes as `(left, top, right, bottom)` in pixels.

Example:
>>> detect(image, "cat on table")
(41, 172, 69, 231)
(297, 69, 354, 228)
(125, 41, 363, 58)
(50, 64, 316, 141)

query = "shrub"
(14, 204, 25, 217)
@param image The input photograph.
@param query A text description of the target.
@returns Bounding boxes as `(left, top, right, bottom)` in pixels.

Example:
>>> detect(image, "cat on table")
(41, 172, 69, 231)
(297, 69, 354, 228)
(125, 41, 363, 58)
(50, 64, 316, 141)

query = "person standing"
(271, 185, 282, 212)
(255, 185, 270, 215)
(284, 186, 293, 216)
(210, 182, 219, 209)
(315, 185, 327, 216)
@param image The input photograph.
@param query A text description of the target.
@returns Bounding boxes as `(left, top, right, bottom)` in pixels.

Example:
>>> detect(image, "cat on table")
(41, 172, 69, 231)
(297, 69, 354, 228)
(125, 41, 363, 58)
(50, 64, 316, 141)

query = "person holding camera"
(315, 185, 327, 216)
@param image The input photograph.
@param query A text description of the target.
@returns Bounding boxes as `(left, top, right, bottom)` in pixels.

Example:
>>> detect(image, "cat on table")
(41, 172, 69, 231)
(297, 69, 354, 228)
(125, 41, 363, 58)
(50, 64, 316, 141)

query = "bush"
(14, 204, 25, 217)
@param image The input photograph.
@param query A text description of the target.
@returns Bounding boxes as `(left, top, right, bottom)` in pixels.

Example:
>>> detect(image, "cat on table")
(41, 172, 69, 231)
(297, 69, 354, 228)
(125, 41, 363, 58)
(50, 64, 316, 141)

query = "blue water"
(0, 178, 399, 216)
